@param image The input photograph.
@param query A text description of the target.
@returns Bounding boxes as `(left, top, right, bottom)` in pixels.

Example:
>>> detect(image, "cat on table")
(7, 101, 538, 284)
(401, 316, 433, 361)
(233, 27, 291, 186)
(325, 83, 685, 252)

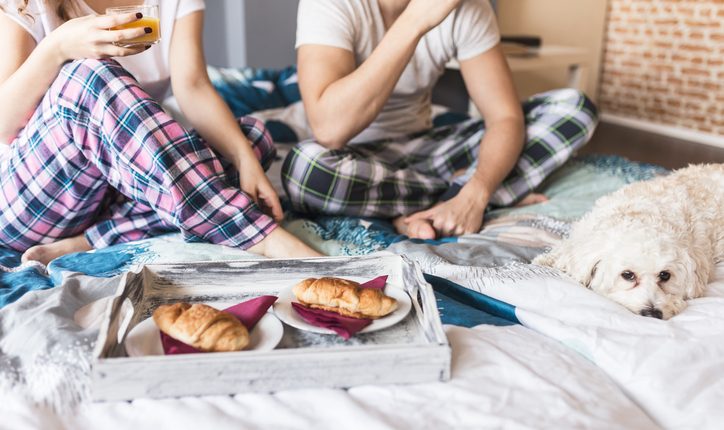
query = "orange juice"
(111, 17, 161, 46)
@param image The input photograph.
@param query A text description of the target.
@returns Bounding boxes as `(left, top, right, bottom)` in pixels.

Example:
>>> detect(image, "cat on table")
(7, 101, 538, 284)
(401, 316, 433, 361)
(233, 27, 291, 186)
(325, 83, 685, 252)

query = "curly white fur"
(534, 164, 724, 319)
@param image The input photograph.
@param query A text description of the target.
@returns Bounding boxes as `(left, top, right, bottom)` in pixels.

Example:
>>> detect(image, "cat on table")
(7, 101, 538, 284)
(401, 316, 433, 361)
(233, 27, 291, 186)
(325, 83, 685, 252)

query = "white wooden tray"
(91, 254, 450, 401)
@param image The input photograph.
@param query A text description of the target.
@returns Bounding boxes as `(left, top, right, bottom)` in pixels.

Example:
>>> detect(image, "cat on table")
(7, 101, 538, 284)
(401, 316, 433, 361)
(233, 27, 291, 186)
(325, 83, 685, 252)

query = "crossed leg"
(394, 88, 596, 239)
(2, 59, 321, 264)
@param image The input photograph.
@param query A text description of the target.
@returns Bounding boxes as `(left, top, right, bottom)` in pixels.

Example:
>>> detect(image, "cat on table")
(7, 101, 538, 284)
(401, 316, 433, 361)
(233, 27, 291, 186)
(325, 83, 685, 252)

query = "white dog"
(534, 164, 724, 319)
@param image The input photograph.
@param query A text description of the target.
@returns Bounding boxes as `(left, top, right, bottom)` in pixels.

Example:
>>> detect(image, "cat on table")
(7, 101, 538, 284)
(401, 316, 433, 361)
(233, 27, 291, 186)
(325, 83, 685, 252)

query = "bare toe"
(407, 219, 437, 240)
(516, 193, 549, 207)
(393, 215, 439, 240)
(392, 216, 410, 236)
(21, 235, 92, 266)
(21, 245, 52, 265)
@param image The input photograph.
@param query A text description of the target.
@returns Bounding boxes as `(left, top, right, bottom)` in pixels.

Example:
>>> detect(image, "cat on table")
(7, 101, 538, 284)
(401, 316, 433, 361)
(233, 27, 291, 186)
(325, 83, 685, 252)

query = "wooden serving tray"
(91, 254, 451, 401)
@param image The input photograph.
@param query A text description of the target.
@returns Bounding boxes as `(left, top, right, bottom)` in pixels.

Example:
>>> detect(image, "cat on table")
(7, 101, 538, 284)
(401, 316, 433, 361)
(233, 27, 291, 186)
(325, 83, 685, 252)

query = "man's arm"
(459, 44, 525, 204)
(297, 0, 460, 149)
(404, 45, 524, 236)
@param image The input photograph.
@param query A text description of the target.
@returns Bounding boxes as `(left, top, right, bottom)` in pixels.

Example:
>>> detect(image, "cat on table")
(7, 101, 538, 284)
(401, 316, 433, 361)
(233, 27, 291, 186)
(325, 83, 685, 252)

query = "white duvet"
(453, 262, 724, 430)
(3, 262, 721, 429)
(0, 323, 656, 430)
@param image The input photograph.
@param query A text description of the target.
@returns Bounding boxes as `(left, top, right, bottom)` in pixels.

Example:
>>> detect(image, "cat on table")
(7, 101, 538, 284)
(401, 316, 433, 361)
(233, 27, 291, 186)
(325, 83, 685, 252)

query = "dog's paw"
(532, 251, 555, 267)
(659, 295, 688, 320)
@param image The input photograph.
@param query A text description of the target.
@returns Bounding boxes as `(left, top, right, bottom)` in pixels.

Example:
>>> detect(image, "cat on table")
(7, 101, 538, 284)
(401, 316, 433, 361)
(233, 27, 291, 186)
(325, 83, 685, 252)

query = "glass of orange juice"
(106, 4, 161, 47)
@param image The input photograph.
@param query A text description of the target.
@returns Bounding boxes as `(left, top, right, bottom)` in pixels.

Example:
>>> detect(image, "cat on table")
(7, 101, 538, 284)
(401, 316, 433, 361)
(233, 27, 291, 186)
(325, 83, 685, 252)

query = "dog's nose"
(640, 307, 663, 319)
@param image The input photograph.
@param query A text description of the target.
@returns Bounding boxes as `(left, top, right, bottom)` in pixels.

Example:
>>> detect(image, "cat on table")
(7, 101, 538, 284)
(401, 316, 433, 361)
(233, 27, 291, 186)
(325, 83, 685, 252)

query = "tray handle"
(93, 267, 145, 359)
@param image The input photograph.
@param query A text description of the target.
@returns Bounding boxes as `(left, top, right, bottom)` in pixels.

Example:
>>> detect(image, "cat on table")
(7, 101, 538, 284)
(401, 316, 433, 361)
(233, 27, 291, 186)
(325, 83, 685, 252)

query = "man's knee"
(535, 88, 600, 145)
(550, 88, 599, 125)
(568, 89, 598, 142)
(281, 140, 345, 210)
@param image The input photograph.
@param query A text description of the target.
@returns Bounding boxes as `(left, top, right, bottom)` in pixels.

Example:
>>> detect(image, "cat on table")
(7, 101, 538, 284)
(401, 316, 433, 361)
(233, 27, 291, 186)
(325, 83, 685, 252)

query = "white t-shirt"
(1, 0, 205, 101)
(296, 0, 500, 142)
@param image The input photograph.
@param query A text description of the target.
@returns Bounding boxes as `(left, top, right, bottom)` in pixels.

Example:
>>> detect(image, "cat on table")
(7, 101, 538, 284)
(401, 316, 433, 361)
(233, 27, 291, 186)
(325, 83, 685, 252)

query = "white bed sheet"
(0, 324, 656, 430)
(458, 262, 724, 430)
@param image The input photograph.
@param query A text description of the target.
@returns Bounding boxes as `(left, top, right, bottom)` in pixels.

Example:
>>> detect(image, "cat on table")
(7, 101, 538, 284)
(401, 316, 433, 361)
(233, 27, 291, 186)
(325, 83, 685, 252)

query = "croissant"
(152, 303, 249, 352)
(292, 277, 398, 319)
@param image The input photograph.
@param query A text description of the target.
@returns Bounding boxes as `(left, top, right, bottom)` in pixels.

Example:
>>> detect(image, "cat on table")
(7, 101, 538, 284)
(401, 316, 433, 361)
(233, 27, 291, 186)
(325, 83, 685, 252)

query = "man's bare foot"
(21, 234, 93, 266)
(392, 216, 437, 240)
(516, 193, 548, 207)
(248, 227, 324, 258)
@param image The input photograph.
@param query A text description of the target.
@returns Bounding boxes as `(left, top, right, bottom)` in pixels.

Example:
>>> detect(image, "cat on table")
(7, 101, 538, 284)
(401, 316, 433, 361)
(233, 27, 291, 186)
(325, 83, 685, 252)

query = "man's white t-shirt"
(2, 0, 205, 101)
(296, 0, 500, 143)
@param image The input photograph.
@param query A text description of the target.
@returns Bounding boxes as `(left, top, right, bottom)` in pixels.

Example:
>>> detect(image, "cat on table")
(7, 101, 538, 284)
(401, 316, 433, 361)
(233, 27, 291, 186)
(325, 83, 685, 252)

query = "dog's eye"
(658, 271, 671, 282)
(621, 271, 636, 281)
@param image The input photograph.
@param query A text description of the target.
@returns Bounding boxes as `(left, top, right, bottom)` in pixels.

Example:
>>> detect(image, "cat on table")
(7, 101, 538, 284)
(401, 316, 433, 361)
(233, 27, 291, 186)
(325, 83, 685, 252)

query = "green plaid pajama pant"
(281, 88, 598, 217)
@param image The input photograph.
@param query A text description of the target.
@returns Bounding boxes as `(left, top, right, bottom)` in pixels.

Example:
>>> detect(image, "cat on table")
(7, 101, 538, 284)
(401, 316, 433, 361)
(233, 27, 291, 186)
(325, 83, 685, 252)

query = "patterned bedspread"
(0, 154, 666, 309)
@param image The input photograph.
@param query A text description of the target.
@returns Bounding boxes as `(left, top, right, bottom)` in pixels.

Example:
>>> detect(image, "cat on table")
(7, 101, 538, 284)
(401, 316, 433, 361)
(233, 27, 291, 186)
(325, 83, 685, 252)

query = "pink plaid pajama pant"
(0, 59, 278, 252)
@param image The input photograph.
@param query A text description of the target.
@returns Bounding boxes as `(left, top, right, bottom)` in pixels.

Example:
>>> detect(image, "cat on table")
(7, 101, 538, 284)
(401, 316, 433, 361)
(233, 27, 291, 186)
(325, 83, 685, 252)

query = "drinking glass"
(106, 4, 161, 47)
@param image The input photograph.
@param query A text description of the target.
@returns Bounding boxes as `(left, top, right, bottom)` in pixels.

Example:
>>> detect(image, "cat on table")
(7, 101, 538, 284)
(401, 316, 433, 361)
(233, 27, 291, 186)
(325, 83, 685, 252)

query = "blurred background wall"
(496, 0, 608, 100)
(599, 0, 723, 137)
(203, 0, 298, 69)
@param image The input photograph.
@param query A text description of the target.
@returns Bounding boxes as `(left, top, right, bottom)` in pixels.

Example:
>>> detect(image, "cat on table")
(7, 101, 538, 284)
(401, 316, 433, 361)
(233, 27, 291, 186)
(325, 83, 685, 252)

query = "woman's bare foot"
(392, 216, 437, 240)
(516, 193, 548, 207)
(21, 234, 93, 266)
(248, 227, 324, 258)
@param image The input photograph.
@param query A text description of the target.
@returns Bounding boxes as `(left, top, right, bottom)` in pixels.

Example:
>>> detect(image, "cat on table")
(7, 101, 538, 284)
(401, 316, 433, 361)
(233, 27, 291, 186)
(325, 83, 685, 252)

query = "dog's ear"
(534, 238, 603, 289)
(585, 261, 601, 289)
(563, 245, 605, 289)
(676, 247, 711, 299)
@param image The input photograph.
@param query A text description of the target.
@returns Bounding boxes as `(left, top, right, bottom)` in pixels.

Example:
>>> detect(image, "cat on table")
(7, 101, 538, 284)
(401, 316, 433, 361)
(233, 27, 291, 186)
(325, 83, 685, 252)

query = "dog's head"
(537, 222, 705, 320)
(587, 228, 694, 319)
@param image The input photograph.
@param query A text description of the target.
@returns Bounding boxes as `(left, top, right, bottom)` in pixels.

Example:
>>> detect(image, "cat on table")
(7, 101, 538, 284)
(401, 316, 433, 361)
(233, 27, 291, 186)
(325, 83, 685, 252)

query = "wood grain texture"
(92, 255, 451, 401)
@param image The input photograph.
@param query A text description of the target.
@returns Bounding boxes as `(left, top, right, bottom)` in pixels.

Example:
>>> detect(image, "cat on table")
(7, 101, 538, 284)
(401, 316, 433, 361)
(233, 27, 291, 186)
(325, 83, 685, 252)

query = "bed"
(1, 67, 722, 430)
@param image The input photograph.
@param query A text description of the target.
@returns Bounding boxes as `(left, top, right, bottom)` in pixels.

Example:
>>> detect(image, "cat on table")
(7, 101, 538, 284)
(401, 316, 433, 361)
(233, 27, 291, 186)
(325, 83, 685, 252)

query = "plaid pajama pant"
(0, 59, 277, 252)
(282, 88, 598, 217)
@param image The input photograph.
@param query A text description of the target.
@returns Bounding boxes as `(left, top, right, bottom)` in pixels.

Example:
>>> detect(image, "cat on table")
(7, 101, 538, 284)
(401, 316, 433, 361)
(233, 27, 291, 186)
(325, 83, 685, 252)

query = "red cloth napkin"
(160, 295, 277, 354)
(292, 275, 388, 340)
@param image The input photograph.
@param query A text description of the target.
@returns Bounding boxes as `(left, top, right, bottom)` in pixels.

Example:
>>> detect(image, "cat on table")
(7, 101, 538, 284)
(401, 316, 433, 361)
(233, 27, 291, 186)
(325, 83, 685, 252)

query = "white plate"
(125, 304, 284, 357)
(273, 283, 412, 335)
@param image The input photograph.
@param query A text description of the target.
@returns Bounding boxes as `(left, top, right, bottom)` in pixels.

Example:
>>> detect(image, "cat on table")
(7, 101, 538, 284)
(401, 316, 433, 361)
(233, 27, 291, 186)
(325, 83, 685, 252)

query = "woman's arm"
(0, 14, 46, 143)
(297, 0, 460, 149)
(404, 45, 524, 236)
(0, 12, 151, 143)
(168, 11, 283, 221)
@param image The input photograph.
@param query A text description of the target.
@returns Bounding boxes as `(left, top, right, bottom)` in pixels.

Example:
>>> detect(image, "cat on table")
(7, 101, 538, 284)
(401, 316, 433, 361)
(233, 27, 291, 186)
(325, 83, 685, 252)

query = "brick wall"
(600, 0, 724, 136)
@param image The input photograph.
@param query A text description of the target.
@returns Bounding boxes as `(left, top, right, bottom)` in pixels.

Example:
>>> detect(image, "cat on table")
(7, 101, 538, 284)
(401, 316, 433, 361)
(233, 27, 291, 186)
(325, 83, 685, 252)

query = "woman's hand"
(238, 160, 284, 222)
(47, 12, 153, 62)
